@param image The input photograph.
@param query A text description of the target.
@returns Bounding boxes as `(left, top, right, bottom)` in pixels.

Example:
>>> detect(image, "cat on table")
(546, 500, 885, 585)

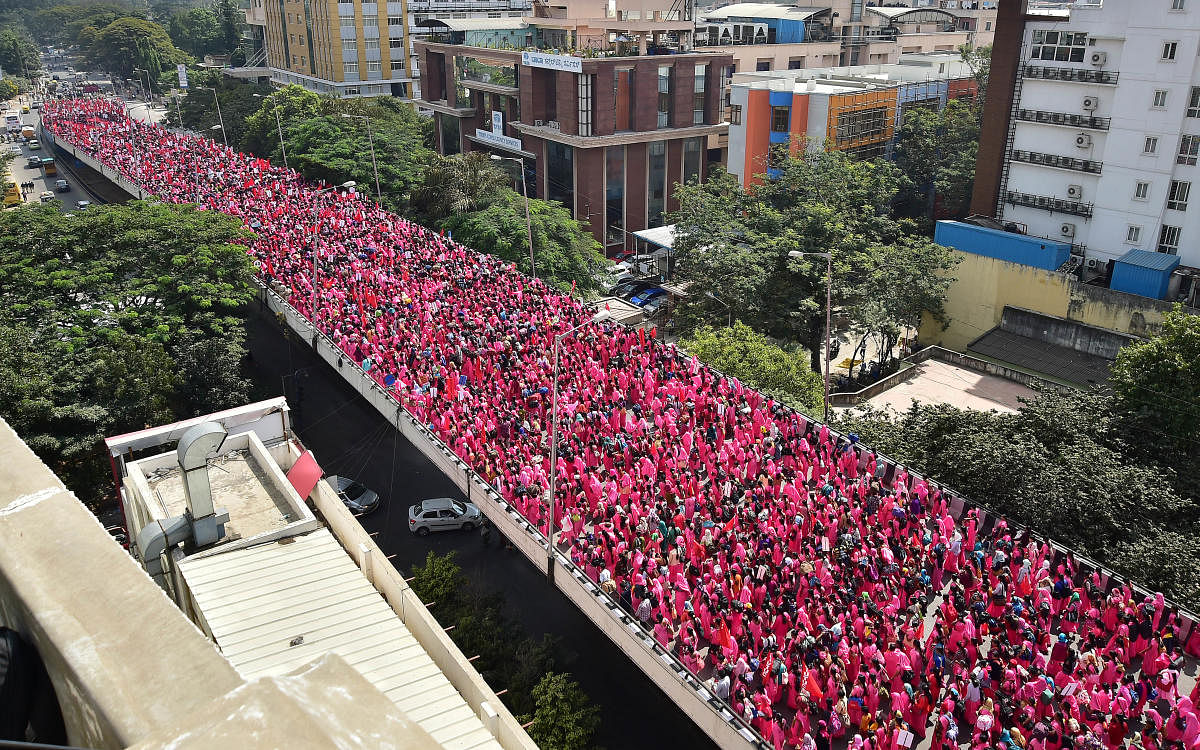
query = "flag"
(570, 279, 576, 293)
(605, 302, 611, 311)
(638, 327, 646, 347)
(721, 514, 738, 535)
(805, 670, 823, 701)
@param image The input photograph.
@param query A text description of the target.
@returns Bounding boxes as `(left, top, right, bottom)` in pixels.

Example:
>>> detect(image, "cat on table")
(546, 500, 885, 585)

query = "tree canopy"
(1109, 305, 1200, 449)
(678, 323, 824, 413)
(81, 16, 189, 81)
(893, 99, 980, 226)
(0, 26, 40, 78)
(0, 202, 257, 505)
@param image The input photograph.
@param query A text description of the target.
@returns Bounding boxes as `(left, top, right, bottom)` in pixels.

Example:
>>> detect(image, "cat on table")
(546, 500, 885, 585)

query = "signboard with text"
(475, 128, 523, 152)
(492, 110, 504, 134)
(520, 51, 583, 74)
(177, 64, 188, 89)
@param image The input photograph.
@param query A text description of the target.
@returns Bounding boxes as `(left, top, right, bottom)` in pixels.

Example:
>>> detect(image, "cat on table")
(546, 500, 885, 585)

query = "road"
(244, 307, 715, 750)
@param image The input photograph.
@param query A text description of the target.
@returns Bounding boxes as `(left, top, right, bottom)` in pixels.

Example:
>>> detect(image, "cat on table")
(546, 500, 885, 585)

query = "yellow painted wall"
(920, 250, 1180, 350)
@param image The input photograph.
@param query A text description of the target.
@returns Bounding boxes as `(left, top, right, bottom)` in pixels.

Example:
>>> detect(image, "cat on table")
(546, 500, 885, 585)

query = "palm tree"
(411, 151, 510, 223)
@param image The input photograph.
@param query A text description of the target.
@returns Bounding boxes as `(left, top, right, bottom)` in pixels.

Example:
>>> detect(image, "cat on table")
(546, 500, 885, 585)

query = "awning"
(967, 328, 1114, 385)
(632, 224, 676, 250)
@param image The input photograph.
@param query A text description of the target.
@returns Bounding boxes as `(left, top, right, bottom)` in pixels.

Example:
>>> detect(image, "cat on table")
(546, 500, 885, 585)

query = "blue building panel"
(768, 90, 793, 106)
(776, 19, 805, 43)
(934, 221, 1071, 271)
(1110, 249, 1180, 300)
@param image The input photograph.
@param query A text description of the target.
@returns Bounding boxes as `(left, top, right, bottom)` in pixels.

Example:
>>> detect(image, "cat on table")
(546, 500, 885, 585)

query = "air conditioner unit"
(1086, 258, 1099, 269)
(1067, 184, 1083, 199)
(1069, 252, 1085, 267)
(1060, 222, 1077, 237)
(547, 120, 560, 131)
(1075, 133, 1092, 148)
(1090, 50, 1107, 66)
(1081, 95, 1099, 111)
(534, 119, 545, 126)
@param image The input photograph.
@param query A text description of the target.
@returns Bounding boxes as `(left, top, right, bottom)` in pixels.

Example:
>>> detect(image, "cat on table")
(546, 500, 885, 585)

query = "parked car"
(26, 155, 41, 167)
(610, 279, 655, 300)
(329, 475, 380, 515)
(27, 140, 40, 150)
(629, 287, 666, 307)
(38, 190, 53, 203)
(407, 497, 483, 536)
(54, 179, 69, 192)
(641, 294, 667, 319)
(75, 199, 91, 210)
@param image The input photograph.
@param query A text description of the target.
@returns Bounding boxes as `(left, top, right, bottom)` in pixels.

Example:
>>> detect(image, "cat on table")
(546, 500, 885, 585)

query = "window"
(363, 16, 378, 27)
(657, 66, 673, 128)
(605, 145, 625, 247)
(1188, 88, 1200, 118)
(390, 38, 404, 49)
(835, 107, 888, 143)
(391, 60, 405, 72)
(730, 104, 742, 125)
(1030, 30, 1088, 62)
(387, 14, 404, 25)
(546, 142, 574, 210)
(1135, 181, 1151, 200)
(367, 60, 382, 73)
(756, 59, 772, 72)
(342, 39, 357, 52)
(648, 141, 667, 228)
(1180, 134, 1200, 165)
(364, 38, 379, 51)
(1172, 0, 1186, 9)
(1163, 41, 1179, 60)
(1126, 225, 1142, 243)
(1153, 90, 1169, 108)
(344, 61, 359, 74)
(788, 58, 804, 70)
(1159, 224, 1182, 254)
(683, 137, 702, 184)
(694, 63, 707, 125)
(1145, 136, 1159, 154)
(578, 73, 593, 137)
(985, 21, 992, 30)
(771, 106, 790, 132)
(438, 112, 460, 155)
(339, 14, 355, 28)
(1168, 180, 1191, 210)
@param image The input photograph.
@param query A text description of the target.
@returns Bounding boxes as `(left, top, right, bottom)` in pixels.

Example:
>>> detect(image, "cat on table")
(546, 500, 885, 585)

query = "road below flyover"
(243, 305, 716, 750)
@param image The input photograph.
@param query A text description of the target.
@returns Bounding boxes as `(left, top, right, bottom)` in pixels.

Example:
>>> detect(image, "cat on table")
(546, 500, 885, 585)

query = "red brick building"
(416, 43, 733, 256)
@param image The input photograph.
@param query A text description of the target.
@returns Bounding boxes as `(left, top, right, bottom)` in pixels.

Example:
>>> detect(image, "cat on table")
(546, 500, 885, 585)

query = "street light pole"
(199, 86, 227, 147)
(341, 113, 380, 202)
(254, 93, 289, 171)
(789, 250, 833, 424)
(310, 181, 357, 334)
(490, 154, 536, 280)
(547, 310, 611, 577)
(705, 291, 731, 328)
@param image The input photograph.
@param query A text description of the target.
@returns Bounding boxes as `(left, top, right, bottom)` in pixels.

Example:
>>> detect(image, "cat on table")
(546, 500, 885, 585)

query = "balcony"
(1005, 190, 1093, 218)
(1014, 109, 1110, 130)
(1011, 149, 1102, 174)
(1021, 65, 1118, 85)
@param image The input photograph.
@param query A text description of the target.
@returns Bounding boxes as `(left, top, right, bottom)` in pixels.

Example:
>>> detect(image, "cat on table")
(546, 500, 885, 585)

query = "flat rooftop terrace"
(849, 358, 1038, 415)
(144, 448, 296, 543)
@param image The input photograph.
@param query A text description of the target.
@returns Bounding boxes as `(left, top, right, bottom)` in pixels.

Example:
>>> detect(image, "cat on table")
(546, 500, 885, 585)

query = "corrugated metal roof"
(1115, 248, 1182, 272)
(702, 4, 828, 21)
(179, 530, 502, 750)
(632, 224, 675, 249)
(866, 6, 955, 20)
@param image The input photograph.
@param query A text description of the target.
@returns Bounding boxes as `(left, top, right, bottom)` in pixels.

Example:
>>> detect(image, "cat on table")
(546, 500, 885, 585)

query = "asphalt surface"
(244, 307, 715, 750)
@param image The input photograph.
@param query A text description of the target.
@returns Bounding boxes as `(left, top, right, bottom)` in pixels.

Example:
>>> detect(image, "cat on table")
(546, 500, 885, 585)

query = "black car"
(609, 279, 655, 300)
(330, 475, 381, 515)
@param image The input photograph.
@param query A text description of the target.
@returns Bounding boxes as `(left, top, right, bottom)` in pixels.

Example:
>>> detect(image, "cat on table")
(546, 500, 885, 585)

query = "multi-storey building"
(414, 1, 733, 256)
(973, 0, 1200, 271)
(694, 1, 995, 73)
(259, 0, 414, 97)
(725, 52, 976, 186)
(404, 0, 532, 94)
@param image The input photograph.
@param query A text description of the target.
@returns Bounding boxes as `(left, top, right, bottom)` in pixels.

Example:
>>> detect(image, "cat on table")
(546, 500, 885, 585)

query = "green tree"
(679, 323, 824, 412)
(0, 202, 256, 506)
(521, 672, 601, 750)
(410, 151, 510, 224)
(410, 549, 469, 610)
(213, 0, 243, 56)
(30, 3, 142, 46)
(238, 84, 322, 158)
(0, 78, 17, 101)
(1109, 305, 1200, 448)
(83, 16, 188, 82)
(0, 26, 39, 78)
(168, 7, 222, 59)
(958, 43, 992, 112)
(893, 99, 981, 225)
(442, 189, 605, 292)
(166, 70, 271, 147)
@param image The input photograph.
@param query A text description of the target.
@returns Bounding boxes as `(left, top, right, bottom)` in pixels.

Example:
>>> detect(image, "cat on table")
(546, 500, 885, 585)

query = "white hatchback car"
(408, 497, 483, 536)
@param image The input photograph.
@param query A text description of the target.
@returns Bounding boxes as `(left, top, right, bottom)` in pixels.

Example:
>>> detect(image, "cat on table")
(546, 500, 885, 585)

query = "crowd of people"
(42, 98, 1200, 750)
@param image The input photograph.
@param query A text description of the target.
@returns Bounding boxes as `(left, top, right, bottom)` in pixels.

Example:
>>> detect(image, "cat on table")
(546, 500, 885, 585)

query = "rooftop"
(701, 4, 829, 21)
(732, 52, 973, 91)
(846, 358, 1038, 415)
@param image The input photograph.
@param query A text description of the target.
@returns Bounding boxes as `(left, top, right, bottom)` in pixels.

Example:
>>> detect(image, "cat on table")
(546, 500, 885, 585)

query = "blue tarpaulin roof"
(1114, 248, 1181, 272)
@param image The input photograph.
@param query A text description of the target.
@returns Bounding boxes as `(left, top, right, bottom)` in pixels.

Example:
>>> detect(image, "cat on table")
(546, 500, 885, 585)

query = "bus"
(4, 111, 20, 133)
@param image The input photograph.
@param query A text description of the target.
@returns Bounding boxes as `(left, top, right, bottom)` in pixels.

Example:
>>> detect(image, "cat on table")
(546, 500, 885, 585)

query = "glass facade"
(648, 141, 667, 227)
(606, 145, 625, 248)
(694, 64, 707, 125)
(547, 142, 574, 211)
(439, 113, 460, 155)
(657, 65, 673, 128)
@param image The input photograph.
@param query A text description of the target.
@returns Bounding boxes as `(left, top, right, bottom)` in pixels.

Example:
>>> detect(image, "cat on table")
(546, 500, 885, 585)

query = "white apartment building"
(997, 0, 1200, 270)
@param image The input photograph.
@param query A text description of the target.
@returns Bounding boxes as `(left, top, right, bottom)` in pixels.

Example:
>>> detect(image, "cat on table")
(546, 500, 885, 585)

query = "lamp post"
(341, 113, 380, 202)
(547, 310, 612, 577)
(310, 181, 357, 334)
(133, 67, 152, 104)
(490, 154, 536, 280)
(789, 250, 833, 424)
(705, 290, 731, 328)
(198, 86, 227, 147)
(253, 93, 289, 171)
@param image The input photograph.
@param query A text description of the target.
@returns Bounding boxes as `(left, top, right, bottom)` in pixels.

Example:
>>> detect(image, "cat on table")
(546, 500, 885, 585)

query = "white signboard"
(475, 128, 523, 152)
(492, 110, 504, 135)
(177, 63, 188, 89)
(520, 51, 583, 74)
